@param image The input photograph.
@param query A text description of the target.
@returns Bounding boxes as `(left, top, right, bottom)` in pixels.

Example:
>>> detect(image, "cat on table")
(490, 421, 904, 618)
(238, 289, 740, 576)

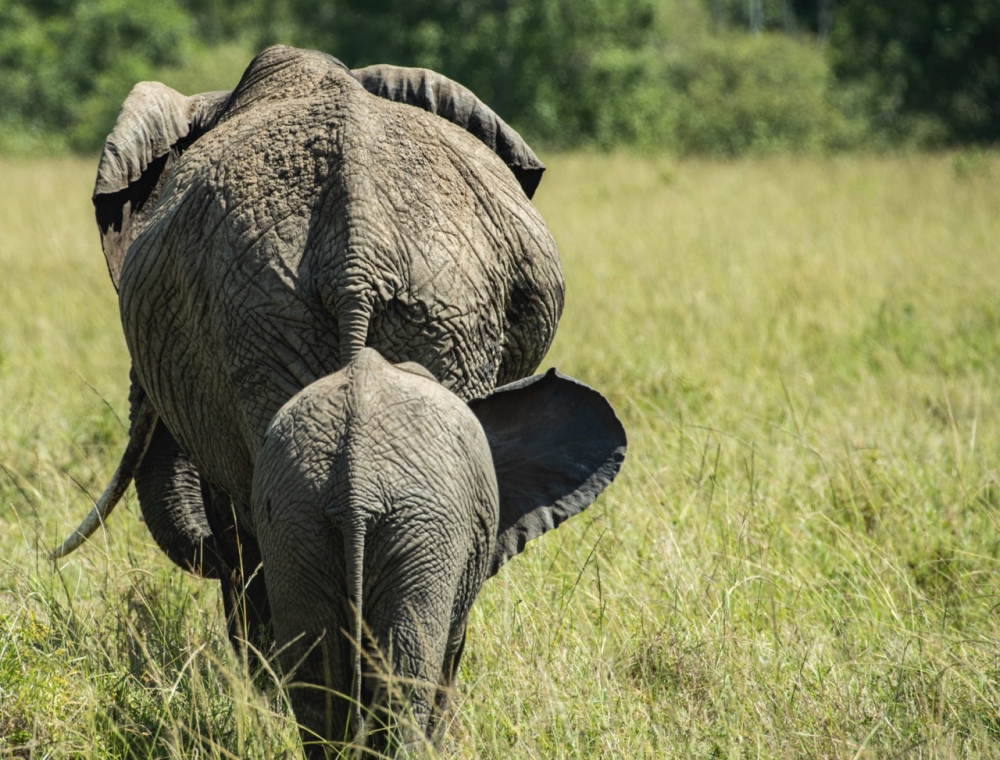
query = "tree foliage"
(0, 0, 195, 152)
(0, 0, 997, 155)
(247, 0, 661, 145)
(248, 0, 849, 153)
(829, 0, 1000, 145)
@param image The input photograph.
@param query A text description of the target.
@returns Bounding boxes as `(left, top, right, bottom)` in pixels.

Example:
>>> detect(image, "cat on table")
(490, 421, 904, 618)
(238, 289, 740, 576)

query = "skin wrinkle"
(125, 179, 246, 476)
(446, 165, 555, 382)
(140, 256, 199, 450)
(336, 92, 524, 394)
(224, 262, 320, 436)
(211, 103, 344, 452)
(442, 141, 522, 261)
(389, 137, 498, 317)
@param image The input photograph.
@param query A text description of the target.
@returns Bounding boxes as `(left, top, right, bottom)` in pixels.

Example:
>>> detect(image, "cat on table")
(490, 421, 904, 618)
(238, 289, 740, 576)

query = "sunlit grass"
(2, 152, 1000, 757)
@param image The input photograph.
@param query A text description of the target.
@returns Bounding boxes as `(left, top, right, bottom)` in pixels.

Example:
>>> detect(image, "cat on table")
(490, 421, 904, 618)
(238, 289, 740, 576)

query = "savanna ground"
(2, 151, 1000, 758)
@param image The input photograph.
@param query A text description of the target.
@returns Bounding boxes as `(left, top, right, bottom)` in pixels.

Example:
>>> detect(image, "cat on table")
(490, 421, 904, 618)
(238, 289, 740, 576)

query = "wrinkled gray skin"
(89, 46, 565, 651)
(252, 349, 626, 753)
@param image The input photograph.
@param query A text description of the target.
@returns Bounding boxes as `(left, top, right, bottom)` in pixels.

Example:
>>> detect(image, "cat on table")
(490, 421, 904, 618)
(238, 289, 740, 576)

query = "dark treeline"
(1, 0, 997, 155)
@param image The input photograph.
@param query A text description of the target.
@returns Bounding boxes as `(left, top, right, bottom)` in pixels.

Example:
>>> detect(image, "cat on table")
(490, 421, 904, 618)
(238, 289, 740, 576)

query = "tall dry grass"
(2, 151, 999, 757)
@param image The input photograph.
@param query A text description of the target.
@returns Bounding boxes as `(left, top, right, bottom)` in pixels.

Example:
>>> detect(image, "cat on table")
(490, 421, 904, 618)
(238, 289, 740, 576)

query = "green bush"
(666, 33, 857, 155)
(578, 33, 862, 155)
(829, 0, 1000, 147)
(20, 0, 1000, 156)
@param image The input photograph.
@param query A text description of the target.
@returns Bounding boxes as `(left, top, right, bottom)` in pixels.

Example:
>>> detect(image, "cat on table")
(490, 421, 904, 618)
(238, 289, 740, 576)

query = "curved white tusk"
(50, 398, 159, 560)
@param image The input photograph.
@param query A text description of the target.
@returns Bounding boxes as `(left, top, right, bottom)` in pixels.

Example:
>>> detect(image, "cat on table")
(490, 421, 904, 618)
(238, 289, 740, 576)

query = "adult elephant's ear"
(469, 369, 627, 576)
(352, 64, 545, 199)
(93, 83, 230, 289)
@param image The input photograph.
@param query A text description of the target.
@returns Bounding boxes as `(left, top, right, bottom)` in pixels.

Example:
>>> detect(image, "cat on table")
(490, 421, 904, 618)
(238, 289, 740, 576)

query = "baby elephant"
(252, 348, 626, 754)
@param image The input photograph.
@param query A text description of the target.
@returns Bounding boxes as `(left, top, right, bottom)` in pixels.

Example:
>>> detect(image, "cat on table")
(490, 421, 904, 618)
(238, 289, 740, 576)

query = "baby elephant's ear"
(469, 369, 627, 576)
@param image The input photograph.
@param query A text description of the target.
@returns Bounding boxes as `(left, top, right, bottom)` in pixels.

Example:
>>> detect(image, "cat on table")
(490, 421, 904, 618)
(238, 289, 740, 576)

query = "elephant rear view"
(55, 45, 568, 655)
(110, 45, 564, 516)
(252, 349, 626, 753)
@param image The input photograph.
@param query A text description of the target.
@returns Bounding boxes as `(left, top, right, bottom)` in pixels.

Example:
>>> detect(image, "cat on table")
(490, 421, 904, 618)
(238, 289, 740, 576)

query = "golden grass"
(2, 151, 1000, 757)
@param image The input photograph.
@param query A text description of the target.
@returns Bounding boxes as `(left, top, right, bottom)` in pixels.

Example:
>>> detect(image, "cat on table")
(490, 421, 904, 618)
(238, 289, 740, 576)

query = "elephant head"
(55, 46, 564, 658)
(250, 348, 627, 753)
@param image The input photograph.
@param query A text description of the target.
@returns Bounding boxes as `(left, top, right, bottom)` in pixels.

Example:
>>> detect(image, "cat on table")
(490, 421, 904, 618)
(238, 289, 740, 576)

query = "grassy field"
(2, 151, 1000, 758)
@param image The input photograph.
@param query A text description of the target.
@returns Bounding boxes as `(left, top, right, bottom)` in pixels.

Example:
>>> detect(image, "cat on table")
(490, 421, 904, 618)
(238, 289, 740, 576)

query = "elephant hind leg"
(133, 419, 224, 577)
(359, 524, 469, 753)
(359, 620, 446, 756)
(428, 618, 468, 741)
(256, 516, 356, 751)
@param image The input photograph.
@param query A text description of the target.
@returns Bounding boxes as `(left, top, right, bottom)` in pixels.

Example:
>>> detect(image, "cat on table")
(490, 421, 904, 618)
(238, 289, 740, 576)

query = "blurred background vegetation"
(0, 0, 997, 156)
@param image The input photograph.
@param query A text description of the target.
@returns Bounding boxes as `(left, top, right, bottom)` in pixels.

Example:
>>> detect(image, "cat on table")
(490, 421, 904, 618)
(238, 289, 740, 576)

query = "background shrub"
(0, 1, 997, 156)
(0, 0, 196, 153)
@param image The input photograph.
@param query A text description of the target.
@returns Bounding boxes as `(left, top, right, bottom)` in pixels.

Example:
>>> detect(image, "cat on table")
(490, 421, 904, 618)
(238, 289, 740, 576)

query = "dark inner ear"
(94, 152, 168, 238)
(92, 86, 230, 290)
(94, 113, 213, 243)
(94, 153, 172, 286)
(469, 369, 627, 575)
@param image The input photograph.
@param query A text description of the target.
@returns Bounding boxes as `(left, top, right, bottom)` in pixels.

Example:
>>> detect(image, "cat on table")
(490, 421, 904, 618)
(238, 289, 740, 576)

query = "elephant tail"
(51, 396, 158, 559)
(341, 515, 366, 740)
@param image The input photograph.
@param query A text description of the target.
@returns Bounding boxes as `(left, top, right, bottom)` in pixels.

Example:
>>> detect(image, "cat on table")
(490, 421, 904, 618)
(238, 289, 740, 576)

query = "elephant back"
(117, 46, 564, 514)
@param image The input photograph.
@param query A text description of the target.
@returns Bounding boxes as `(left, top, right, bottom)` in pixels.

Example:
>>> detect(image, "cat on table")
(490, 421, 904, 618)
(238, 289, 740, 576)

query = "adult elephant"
(55, 45, 564, 653)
